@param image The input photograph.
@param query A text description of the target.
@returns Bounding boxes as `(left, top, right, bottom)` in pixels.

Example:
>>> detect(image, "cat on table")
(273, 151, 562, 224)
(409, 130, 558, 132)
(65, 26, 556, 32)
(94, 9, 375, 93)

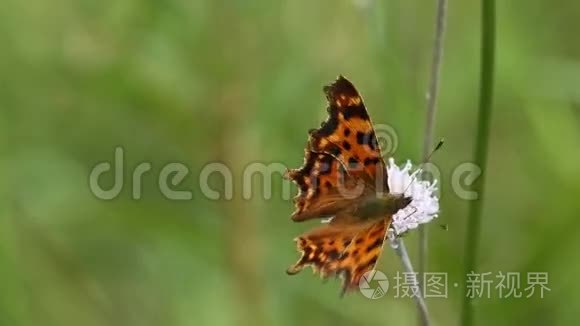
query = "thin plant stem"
(390, 236, 430, 326)
(418, 1, 448, 324)
(460, 0, 496, 325)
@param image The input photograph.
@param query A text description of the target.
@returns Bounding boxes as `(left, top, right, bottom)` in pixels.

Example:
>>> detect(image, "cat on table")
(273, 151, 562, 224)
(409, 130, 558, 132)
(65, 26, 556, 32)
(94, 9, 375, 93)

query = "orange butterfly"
(285, 76, 412, 294)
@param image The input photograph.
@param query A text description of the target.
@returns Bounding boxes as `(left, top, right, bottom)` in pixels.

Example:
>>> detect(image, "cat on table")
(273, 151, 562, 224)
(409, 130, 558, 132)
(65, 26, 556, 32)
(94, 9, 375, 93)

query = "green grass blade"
(460, 0, 496, 325)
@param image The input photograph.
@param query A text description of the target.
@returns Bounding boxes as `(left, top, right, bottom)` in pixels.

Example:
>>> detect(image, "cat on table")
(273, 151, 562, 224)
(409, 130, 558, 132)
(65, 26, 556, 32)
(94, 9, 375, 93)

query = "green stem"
(391, 237, 430, 326)
(419, 3, 448, 323)
(460, 0, 495, 325)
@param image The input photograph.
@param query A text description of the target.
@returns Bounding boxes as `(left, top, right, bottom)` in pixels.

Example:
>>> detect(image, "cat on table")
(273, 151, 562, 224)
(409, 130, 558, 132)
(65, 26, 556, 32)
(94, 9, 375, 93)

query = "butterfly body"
(354, 193, 411, 221)
(286, 76, 409, 293)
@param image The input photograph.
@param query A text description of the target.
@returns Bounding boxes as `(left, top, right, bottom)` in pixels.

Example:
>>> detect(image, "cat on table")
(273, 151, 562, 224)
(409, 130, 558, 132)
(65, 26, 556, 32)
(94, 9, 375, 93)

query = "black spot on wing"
(366, 237, 384, 253)
(342, 140, 351, 151)
(356, 131, 379, 150)
(347, 157, 358, 168)
(324, 181, 332, 189)
(342, 104, 369, 120)
(318, 154, 334, 176)
(364, 157, 380, 166)
(356, 131, 366, 145)
(327, 249, 340, 260)
(326, 143, 341, 157)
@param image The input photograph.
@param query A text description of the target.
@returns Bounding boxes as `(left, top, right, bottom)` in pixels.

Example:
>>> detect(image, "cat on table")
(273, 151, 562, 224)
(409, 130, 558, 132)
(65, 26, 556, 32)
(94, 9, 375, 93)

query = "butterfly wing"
(286, 76, 389, 221)
(286, 147, 367, 221)
(287, 213, 391, 294)
(310, 76, 389, 193)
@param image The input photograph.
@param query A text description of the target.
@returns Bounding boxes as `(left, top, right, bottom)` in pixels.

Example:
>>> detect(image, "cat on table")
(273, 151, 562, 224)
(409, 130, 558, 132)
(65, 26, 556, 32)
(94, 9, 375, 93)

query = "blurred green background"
(1, 0, 579, 325)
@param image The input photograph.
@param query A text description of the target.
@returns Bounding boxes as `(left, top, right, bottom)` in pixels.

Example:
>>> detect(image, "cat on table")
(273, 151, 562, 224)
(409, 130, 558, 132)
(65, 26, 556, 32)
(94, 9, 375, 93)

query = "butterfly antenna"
(402, 138, 445, 195)
(424, 138, 445, 163)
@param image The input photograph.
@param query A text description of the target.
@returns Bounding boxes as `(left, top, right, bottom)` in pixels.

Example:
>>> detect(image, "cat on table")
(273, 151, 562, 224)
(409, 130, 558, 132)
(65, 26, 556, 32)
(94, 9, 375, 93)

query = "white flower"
(387, 158, 440, 235)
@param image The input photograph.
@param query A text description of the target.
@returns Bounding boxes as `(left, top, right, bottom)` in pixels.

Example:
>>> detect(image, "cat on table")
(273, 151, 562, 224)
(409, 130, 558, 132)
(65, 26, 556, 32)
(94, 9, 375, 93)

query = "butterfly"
(285, 76, 412, 294)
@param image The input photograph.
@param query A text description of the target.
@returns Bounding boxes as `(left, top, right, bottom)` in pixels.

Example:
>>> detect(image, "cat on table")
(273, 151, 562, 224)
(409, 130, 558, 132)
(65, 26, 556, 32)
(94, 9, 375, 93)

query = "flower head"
(387, 158, 440, 235)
